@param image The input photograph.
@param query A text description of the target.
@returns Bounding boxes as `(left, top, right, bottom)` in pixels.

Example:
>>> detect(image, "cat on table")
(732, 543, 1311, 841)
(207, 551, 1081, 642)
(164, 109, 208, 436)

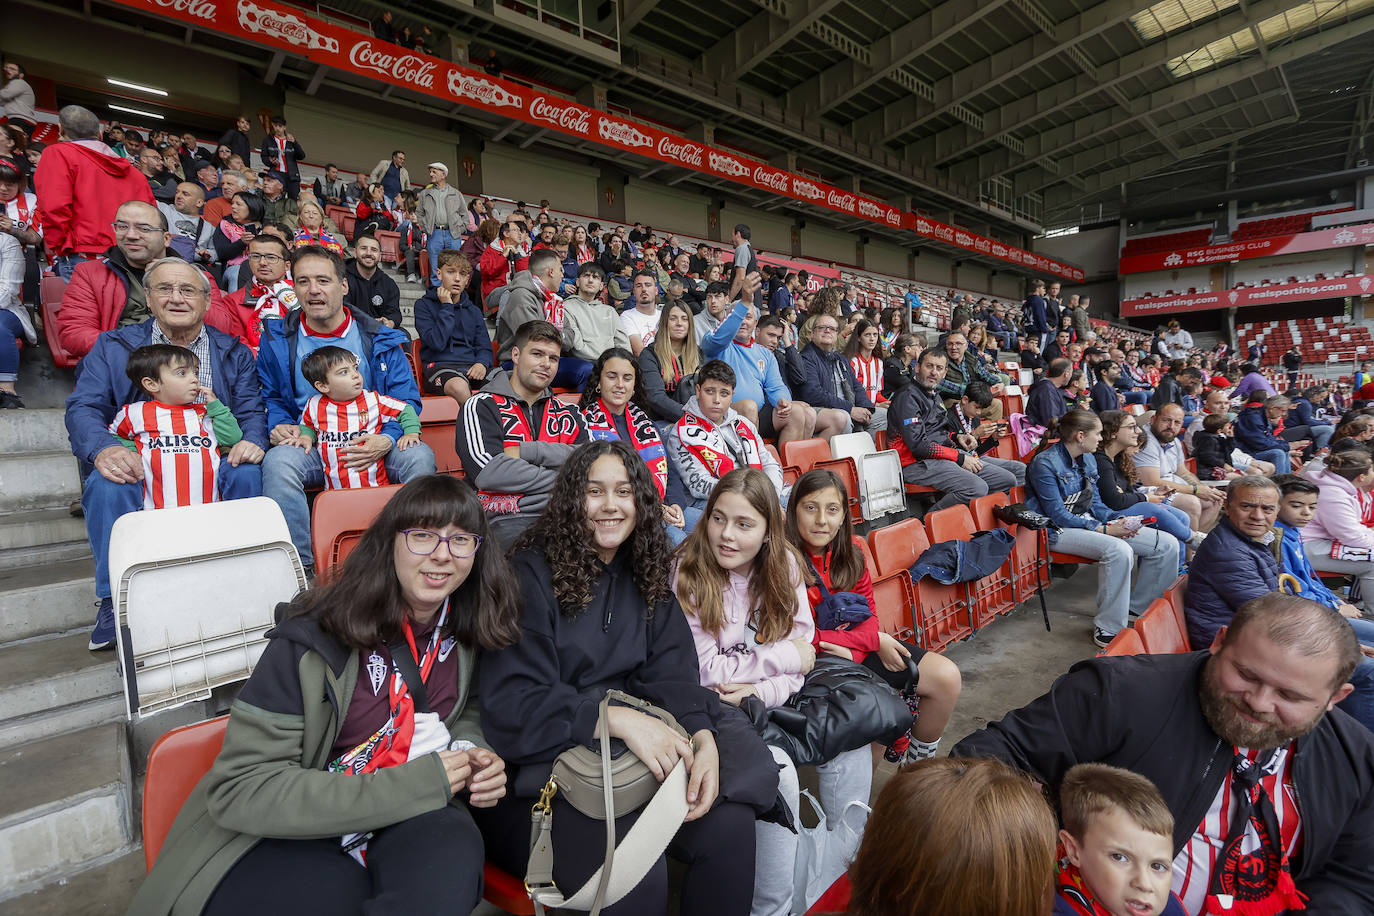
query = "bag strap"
(386, 635, 431, 715)
(804, 556, 835, 600)
(526, 691, 689, 916)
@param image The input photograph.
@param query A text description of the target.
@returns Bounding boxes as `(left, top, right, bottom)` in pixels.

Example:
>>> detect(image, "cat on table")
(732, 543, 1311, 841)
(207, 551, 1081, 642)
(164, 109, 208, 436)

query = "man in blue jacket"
(794, 316, 886, 438)
(1021, 278, 1050, 349)
(1183, 476, 1281, 649)
(258, 246, 434, 571)
(65, 257, 266, 649)
(1234, 396, 1305, 474)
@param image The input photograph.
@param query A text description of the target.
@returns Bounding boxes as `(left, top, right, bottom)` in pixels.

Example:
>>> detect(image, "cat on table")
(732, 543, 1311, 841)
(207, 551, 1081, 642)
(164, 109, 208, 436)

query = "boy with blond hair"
(1056, 763, 1186, 916)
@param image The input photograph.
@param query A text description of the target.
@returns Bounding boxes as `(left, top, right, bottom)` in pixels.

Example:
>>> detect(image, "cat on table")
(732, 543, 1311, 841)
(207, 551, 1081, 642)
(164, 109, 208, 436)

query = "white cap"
(428, 162, 448, 175)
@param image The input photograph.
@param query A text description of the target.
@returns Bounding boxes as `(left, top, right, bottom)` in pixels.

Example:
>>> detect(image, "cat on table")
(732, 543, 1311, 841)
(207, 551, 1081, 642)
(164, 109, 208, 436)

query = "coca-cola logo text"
(349, 41, 435, 89)
(149, 0, 217, 20)
(827, 190, 856, 212)
(529, 96, 592, 135)
(237, 0, 335, 52)
(753, 167, 790, 192)
(657, 137, 703, 167)
(598, 117, 652, 148)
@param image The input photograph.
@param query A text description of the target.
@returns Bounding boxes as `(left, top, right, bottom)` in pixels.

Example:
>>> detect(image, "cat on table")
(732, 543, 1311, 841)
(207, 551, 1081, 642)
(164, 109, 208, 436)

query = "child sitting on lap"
(109, 344, 246, 509)
(299, 345, 420, 488)
(1055, 763, 1186, 916)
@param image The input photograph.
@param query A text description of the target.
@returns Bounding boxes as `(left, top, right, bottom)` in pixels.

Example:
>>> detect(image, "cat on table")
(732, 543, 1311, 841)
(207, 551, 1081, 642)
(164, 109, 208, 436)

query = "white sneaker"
(1189, 530, 1207, 547)
(406, 274, 420, 284)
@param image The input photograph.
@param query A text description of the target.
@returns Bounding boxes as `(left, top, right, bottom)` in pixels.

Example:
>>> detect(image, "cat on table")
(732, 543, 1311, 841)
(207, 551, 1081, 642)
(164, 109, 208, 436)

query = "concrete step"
(0, 409, 70, 453)
(0, 559, 96, 644)
(0, 451, 82, 513)
(0, 723, 134, 901)
(0, 848, 145, 915)
(0, 540, 93, 574)
(0, 633, 122, 747)
(0, 507, 88, 553)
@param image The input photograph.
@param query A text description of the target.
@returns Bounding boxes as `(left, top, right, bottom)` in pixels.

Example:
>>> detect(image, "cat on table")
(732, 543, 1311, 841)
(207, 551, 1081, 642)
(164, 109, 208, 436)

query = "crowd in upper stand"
(4, 86, 1374, 916)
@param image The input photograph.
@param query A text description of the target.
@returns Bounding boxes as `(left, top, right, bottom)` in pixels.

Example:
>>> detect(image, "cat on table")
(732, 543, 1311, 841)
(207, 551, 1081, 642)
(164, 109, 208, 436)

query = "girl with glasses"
(133, 476, 521, 915)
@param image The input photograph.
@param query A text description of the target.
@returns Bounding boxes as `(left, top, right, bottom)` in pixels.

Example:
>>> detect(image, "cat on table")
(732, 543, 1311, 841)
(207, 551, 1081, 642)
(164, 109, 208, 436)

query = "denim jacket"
(1026, 442, 1112, 543)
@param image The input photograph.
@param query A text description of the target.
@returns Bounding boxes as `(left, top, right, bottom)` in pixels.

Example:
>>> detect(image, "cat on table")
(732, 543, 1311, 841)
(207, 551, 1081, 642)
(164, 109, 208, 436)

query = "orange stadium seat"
(1103, 627, 1145, 656)
(780, 438, 831, 475)
(420, 396, 465, 476)
(1135, 598, 1189, 654)
(813, 456, 863, 527)
(310, 484, 403, 573)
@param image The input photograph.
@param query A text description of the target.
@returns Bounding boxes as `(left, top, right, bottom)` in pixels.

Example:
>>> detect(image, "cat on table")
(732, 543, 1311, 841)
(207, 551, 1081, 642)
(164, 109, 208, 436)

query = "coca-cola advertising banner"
(1119, 222, 1374, 274)
(1121, 276, 1373, 317)
(910, 214, 1084, 282)
(116, 0, 1084, 281)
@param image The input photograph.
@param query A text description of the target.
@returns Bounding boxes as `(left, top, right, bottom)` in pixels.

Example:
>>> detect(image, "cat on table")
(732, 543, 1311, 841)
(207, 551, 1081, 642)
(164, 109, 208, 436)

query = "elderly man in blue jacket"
(1234, 395, 1307, 474)
(1183, 476, 1282, 649)
(794, 317, 887, 437)
(65, 257, 266, 650)
(258, 246, 434, 571)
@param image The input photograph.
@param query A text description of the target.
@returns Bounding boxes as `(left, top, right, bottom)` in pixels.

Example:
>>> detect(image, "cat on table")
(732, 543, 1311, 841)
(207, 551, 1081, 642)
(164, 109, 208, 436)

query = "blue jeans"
(552, 357, 592, 391)
(426, 228, 456, 287)
(1119, 390, 1151, 405)
(0, 310, 23, 381)
(53, 253, 90, 281)
(1049, 525, 1180, 635)
(83, 461, 263, 599)
(1337, 617, 1374, 732)
(1250, 447, 1291, 474)
(262, 441, 436, 568)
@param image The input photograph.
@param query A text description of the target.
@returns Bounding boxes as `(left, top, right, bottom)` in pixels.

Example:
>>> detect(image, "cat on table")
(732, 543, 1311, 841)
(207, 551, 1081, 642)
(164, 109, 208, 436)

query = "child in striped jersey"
(299, 345, 421, 489)
(109, 345, 247, 509)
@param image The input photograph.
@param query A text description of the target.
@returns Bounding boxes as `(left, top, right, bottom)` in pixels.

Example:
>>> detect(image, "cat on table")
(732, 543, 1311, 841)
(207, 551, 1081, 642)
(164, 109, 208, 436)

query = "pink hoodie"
(1301, 469, 1374, 550)
(673, 557, 814, 708)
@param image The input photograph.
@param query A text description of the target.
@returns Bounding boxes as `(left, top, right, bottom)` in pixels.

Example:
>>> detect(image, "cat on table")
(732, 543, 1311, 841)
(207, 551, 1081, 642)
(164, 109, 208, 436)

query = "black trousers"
(202, 805, 484, 916)
(473, 790, 757, 916)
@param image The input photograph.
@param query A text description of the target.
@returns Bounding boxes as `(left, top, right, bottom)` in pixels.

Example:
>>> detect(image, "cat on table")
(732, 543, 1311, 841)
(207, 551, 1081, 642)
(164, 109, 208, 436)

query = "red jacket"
(58, 254, 235, 359)
(478, 243, 527, 300)
(34, 141, 155, 257)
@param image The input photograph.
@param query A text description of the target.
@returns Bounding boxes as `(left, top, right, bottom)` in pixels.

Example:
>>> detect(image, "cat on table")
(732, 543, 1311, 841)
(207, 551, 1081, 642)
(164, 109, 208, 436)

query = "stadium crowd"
(4, 97, 1374, 916)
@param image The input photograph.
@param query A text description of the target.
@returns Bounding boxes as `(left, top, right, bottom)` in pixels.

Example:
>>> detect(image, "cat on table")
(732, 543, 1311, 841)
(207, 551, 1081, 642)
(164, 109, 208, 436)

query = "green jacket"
(128, 613, 486, 915)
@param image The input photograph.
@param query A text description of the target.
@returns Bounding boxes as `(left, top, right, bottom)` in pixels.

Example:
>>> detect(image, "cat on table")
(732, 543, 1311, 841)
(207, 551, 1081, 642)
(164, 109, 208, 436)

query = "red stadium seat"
(868, 518, 928, 578)
(310, 484, 403, 573)
(374, 230, 403, 263)
(1135, 598, 1189, 654)
(420, 396, 465, 476)
(41, 275, 79, 369)
(1103, 627, 1145, 656)
(780, 438, 831, 475)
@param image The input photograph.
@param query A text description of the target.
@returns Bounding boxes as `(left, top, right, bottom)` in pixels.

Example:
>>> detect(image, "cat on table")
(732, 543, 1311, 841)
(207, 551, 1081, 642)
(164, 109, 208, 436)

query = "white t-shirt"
(1136, 427, 1185, 482)
(620, 305, 661, 349)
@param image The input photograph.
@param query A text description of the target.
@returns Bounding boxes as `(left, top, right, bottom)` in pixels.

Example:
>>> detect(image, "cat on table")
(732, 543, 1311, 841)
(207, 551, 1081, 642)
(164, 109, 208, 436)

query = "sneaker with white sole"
(1093, 627, 1116, 649)
(89, 598, 116, 651)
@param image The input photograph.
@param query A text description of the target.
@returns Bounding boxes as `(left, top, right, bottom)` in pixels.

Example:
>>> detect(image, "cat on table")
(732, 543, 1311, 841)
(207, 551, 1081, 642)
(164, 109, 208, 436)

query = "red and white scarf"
(675, 410, 766, 478)
(584, 399, 667, 499)
(537, 276, 564, 328)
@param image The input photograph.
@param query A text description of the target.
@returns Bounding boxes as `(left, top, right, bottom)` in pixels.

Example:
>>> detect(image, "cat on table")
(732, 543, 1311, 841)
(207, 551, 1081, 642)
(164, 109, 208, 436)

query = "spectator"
(668, 359, 784, 504)
(844, 318, 886, 406)
(258, 246, 433, 571)
(881, 332, 919, 397)
(891, 347, 1022, 510)
(65, 257, 265, 649)
(1302, 449, 1374, 612)
(1028, 409, 1180, 645)
(259, 117, 304, 198)
(619, 267, 663, 357)
(729, 222, 762, 310)
(753, 313, 803, 391)
(944, 380, 1011, 460)
(157, 182, 218, 276)
(212, 191, 265, 292)
(132, 476, 517, 914)
(493, 248, 563, 364)
(456, 320, 588, 545)
(1276, 472, 1374, 629)
(1088, 360, 1122, 413)
(215, 115, 253, 167)
(293, 200, 345, 256)
(201, 170, 241, 225)
(35, 105, 156, 279)
(373, 8, 395, 41)
(1192, 413, 1248, 481)
(311, 163, 348, 208)
(136, 146, 175, 202)
(768, 270, 796, 315)
(957, 593, 1374, 912)
(1282, 345, 1303, 390)
(58, 200, 231, 359)
(1069, 294, 1091, 343)
(415, 163, 465, 287)
(639, 300, 700, 423)
(479, 220, 528, 303)
(1115, 348, 1152, 403)
(1183, 476, 1282, 648)
(1149, 364, 1201, 412)
(0, 62, 36, 137)
(1094, 410, 1196, 546)
(413, 250, 490, 403)
(1235, 395, 1305, 475)
(1025, 357, 1071, 429)
(258, 170, 299, 230)
(0, 231, 32, 407)
(354, 182, 395, 237)
(369, 150, 410, 208)
(341, 233, 401, 329)
(796, 313, 887, 437)
(846, 757, 1056, 916)
(481, 48, 502, 76)
(692, 280, 734, 343)
(561, 261, 625, 361)
(1135, 403, 1224, 532)
(1285, 385, 1335, 453)
(1160, 320, 1192, 359)
(222, 234, 294, 352)
(1042, 328, 1072, 365)
(1230, 361, 1276, 403)
(669, 251, 704, 313)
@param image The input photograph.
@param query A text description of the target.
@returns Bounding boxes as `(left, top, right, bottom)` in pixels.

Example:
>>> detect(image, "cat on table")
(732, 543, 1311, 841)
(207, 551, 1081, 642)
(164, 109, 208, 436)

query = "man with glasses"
(58, 199, 233, 359)
(64, 256, 266, 650)
(34, 105, 155, 280)
(795, 313, 887, 440)
(222, 235, 297, 352)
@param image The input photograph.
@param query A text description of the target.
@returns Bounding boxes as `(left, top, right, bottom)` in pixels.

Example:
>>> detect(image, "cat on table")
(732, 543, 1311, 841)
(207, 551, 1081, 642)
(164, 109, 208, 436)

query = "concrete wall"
(285, 92, 458, 180)
(481, 145, 600, 215)
(1231, 250, 1356, 286)
(1033, 227, 1120, 280)
(801, 224, 857, 264)
(1122, 266, 1213, 298)
(909, 248, 952, 285)
(623, 180, 708, 238)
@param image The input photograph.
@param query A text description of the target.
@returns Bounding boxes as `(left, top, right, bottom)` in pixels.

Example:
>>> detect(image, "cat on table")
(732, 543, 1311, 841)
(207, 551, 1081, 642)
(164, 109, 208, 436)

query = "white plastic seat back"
(108, 497, 307, 720)
(829, 432, 877, 465)
(860, 450, 905, 520)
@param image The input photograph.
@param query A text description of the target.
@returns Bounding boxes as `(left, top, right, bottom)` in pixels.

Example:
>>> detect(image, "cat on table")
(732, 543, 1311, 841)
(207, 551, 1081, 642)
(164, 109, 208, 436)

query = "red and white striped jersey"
(1172, 745, 1302, 914)
(851, 354, 883, 403)
(109, 401, 220, 509)
(301, 391, 408, 489)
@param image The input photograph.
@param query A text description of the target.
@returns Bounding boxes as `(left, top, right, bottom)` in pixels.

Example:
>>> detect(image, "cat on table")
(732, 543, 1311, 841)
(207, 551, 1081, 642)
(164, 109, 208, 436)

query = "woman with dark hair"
(784, 469, 962, 761)
(579, 347, 690, 543)
(1094, 410, 1197, 553)
(598, 233, 627, 276)
(882, 332, 920, 397)
(844, 318, 886, 406)
(355, 183, 396, 235)
(845, 757, 1057, 916)
(211, 191, 264, 291)
(1027, 410, 1180, 648)
(131, 476, 521, 915)
(475, 441, 772, 916)
(878, 307, 904, 351)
